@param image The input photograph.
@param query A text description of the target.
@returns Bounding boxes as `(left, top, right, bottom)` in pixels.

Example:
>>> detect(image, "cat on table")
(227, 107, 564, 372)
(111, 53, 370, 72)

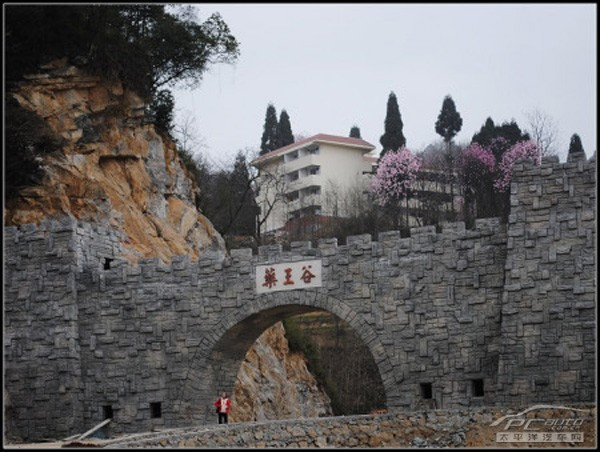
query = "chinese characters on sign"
(255, 260, 322, 294)
(263, 267, 277, 289)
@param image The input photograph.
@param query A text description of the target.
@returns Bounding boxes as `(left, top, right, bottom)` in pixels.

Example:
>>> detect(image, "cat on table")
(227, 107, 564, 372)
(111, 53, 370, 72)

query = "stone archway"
(175, 289, 399, 424)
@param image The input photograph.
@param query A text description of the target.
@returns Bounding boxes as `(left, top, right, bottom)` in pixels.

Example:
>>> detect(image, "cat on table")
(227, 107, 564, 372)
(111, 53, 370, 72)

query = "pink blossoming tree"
(494, 140, 541, 191)
(457, 143, 496, 184)
(457, 139, 541, 226)
(371, 147, 421, 206)
(370, 147, 421, 230)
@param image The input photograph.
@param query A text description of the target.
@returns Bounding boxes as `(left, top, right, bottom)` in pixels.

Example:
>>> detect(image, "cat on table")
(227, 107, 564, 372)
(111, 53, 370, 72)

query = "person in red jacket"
(214, 392, 231, 424)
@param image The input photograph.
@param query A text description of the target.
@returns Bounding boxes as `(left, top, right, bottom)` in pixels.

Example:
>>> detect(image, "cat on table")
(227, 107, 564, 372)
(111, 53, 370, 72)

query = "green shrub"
(5, 97, 62, 200)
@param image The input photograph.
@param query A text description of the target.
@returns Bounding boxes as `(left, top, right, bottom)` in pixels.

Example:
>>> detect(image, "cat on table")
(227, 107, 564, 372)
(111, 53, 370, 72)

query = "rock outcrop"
(4, 59, 224, 264)
(231, 322, 333, 422)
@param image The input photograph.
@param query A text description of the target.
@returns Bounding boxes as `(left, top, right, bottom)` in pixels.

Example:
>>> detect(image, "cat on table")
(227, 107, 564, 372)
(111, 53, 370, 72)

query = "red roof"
(252, 133, 376, 165)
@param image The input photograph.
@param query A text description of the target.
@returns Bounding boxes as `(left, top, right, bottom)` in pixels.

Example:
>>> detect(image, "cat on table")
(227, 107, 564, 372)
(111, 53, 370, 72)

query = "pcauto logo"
(491, 405, 591, 443)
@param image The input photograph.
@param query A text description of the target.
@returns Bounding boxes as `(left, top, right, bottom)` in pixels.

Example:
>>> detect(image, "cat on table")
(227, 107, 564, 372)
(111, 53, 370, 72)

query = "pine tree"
(435, 95, 462, 149)
(277, 109, 294, 147)
(260, 104, 279, 155)
(229, 152, 258, 236)
(349, 125, 361, 139)
(379, 92, 406, 158)
(497, 121, 530, 146)
(567, 133, 585, 160)
(471, 117, 496, 147)
(468, 117, 532, 224)
(146, 89, 175, 132)
(472, 118, 529, 161)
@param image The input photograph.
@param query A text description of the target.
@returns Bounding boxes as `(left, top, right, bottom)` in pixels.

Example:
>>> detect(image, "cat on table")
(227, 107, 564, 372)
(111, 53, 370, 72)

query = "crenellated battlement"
(4, 216, 507, 286)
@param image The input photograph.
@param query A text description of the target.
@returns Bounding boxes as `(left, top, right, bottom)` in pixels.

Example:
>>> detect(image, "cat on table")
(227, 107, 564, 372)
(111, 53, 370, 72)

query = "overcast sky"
(172, 3, 596, 167)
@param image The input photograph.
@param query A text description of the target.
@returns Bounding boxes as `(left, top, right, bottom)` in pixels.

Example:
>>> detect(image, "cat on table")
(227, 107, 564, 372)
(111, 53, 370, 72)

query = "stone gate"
(3, 156, 596, 441)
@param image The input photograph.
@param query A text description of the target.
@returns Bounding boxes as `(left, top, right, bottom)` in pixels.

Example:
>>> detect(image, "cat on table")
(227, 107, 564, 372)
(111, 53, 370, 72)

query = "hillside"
(231, 322, 333, 422)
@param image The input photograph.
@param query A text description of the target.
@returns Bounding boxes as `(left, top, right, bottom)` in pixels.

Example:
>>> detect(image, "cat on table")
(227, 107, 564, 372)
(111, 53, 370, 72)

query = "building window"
(103, 405, 113, 420)
(103, 258, 114, 270)
(150, 402, 162, 418)
(300, 187, 320, 198)
(309, 166, 320, 175)
(287, 171, 299, 182)
(420, 383, 432, 399)
(285, 151, 299, 162)
(471, 379, 484, 397)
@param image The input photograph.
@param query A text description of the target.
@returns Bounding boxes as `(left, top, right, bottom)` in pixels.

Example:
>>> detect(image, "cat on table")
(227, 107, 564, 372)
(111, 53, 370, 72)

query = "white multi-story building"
(251, 133, 376, 234)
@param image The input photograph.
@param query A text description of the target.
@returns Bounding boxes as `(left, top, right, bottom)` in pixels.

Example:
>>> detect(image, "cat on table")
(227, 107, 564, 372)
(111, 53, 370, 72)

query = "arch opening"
(181, 294, 396, 425)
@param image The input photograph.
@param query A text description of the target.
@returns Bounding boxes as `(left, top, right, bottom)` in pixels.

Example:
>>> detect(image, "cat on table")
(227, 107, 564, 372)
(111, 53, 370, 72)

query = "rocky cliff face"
(231, 322, 333, 422)
(4, 59, 223, 264)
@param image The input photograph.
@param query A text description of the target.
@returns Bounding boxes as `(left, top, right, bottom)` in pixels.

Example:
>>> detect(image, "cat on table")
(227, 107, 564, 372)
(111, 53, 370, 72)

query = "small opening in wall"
(420, 383, 432, 399)
(150, 402, 162, 418)
(472, 379, 484, 397)
(103, 405, 113, 420)
(103, 258, 114, 270)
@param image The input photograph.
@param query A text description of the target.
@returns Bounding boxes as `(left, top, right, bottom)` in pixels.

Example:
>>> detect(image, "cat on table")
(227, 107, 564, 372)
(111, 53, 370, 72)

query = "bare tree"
(169, 110, 214, 215)
(194, 147, 290, 246)
(318, 178, 382, 243)
(172, 110, 207, 157)
(250, 155, 289, 243)
(322, 179, 342, 218)
(293, 131, 311, 142)
(525, 109, 560, 157)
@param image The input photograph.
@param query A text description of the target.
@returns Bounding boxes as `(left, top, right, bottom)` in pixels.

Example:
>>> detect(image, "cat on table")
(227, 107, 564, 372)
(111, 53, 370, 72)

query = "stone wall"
(3, 216, 122, 440)
(497, 154, 596, 405)
(3, 157, 596, 441)
(102, 410, 483, 448)
(100, 405, 596, 448)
